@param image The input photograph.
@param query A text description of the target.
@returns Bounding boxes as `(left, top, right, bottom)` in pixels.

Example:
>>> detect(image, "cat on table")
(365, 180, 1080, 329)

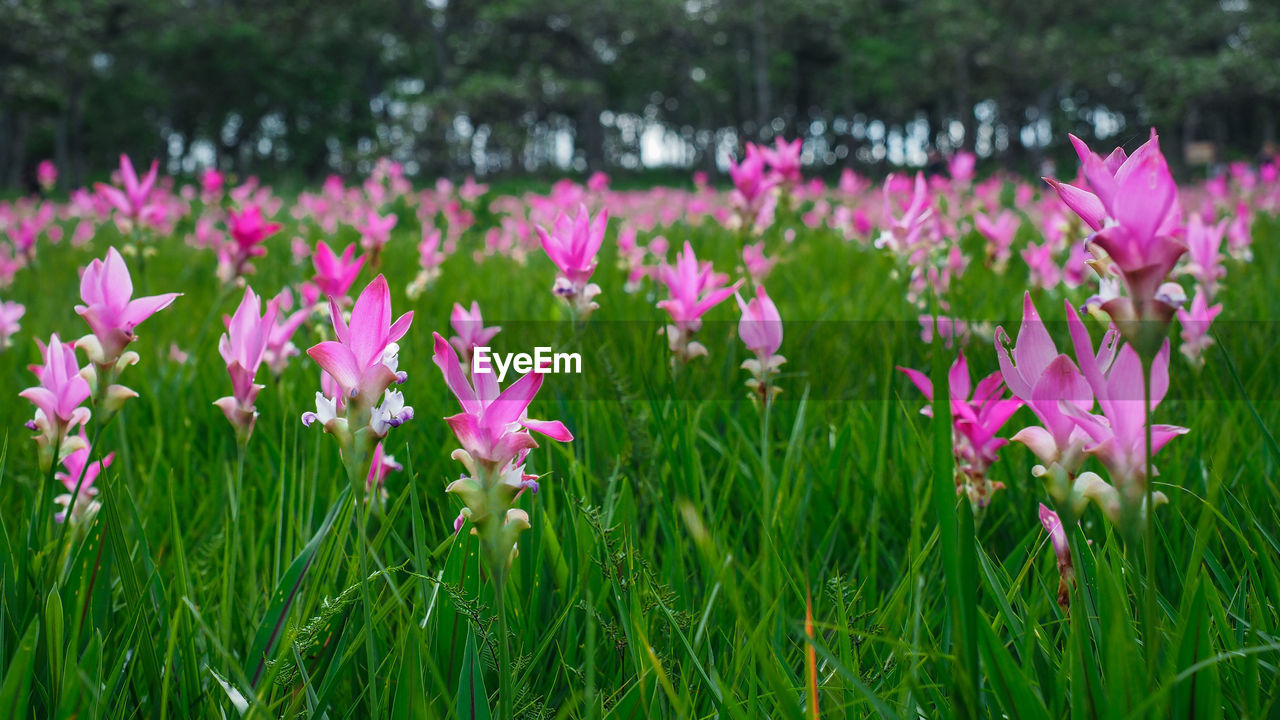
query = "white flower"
(371, 388, 414, 435)
(301, 392, 339, 427)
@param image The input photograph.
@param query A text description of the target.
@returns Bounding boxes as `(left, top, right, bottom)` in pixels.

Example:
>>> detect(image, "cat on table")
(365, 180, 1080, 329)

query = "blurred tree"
(2, 0, 1279, 187)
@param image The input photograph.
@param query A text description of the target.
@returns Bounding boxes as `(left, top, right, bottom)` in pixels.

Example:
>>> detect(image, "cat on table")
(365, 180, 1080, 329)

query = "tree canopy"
(2, 0, 1277, 188)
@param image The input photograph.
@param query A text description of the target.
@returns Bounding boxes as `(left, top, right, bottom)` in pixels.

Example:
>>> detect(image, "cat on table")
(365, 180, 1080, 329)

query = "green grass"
(1, 199, 1278, 718)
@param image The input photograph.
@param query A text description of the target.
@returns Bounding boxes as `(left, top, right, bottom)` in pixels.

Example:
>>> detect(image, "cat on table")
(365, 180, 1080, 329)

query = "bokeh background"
(3, 0, 1280, 189)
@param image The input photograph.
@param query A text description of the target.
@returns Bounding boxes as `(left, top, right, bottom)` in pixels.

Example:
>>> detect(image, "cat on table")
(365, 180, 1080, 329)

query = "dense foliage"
(4, 0, 1280, 188)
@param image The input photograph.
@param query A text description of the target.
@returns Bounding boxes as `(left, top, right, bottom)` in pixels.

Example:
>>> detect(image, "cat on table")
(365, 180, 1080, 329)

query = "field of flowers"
(1, 134, 1278, 718)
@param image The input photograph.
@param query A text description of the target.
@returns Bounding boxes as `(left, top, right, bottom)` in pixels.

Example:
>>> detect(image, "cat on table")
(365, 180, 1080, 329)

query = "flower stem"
(493, 565, 514, 720)
(1141, 352, 1159, 684)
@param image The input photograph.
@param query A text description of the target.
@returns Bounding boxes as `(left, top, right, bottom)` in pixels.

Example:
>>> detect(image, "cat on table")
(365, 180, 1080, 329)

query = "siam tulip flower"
(20, 334, 92, 472)
(365, 441, 401, 509)
(262, 288, 311, 375)
(1063, 242, 1090, 289)
(995, 294, 1120, 516)
(898, 351, 1022, 512)
(9, 218, 42, 262)
(876, 173, 933, 253)
(735, 285, 785, 404)
(839, 168, 870, 196)
(918, 314, 970, 347)
(408, 228, 447, 298)
(432, 332, 572, 472)
(975, 210, 1020, 267)
(535, 204, 607, 320)
(214, 287, 278, 444)
(1063, 302, 1186, 525)
(1045, 131, 1186, 350)
(0, 300, 23, 350)
(433, 330, 571, 616)
(1181, 215, 1226, 295)
(95, 154, 159, 228)
(1038, 503, 1074, 611)
(308, 241, 365, 304)
(449, 301, 501, 371)
(759, 137, 803, 187)
(1176, 287, 1222, 367)
(459, 176, 489, 202)
(54, 430, 114, 525)
(356, 209, 398, 264)
(728, 144, 780, 233)
(742, 242, 777, 284)
(307, 274, 412, 409)
(186, 218, 224, 251)
(303, 275, 414, 482)
(948, 151, 976, 185)
(200, 168, 225, 199)
(1225, 204, 1252, 260)
(290, 237, 311, 265)
(656, 241, 742, 363)
(1021, 241, 1062, 290)
(587, 171, 611, 193)
(37, 160, 58, 191)
(75, 247, 180, 410)
(218, 205, 283, 282)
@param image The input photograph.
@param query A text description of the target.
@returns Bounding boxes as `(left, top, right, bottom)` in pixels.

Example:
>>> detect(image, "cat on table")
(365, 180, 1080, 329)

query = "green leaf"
(0, 618, 39, 720)
(456, 628, 491, 720)
(977, 611, 1051, 720)
(1172, 580, 1221, 720)
(246, 485, 351, 687)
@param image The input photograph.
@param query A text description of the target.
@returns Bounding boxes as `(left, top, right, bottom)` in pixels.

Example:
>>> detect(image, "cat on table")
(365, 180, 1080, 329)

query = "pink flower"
(449, 301, 501, 369)
(948, 152, 976, 185)
(742, 242, 777, 284)
(306, 274, 412, 404)
(219, 205, 282, 281)
(1181, 215, 1226, 295)
(898, 351, 1022, 509)
(1021, 241, 1061, 290)
(1038, 503, 1074, 610)
(262, 289, 310, 375)
(736, 285, 786, 403)
(759, 137, 803, 185)
(356, 209, 398, 259)
(995, 294, 1103, 474)
(587, 171, 610, 192)
(366, 442, 401, 501)
(21, 334, 92, 468)
(214, 287, 278, 442)
(536, 204, 607, 318)
(1046, 131, 1186, 332)
(75, 247, 181, 366)
(1063, 302, 1187, 502)
(736, 285, 783, 358)
(0, 300, 23, 350)
(656, 241, 741, 362)
(54, 430, 113, 524)
(1175, 287, 1222, 366)
(432, 332, 573, 470)
(729, 144, 779, 231)
(459, 176, 488, 202)
(95, 154, 159, 223)
(200, 168, 225, 197)
(310, 241, 365, 301)
(37, 160, 57, 191)
(918, 315, 969, 347)
(975, 210, 1019, 265)
(876, 173, 932, 252)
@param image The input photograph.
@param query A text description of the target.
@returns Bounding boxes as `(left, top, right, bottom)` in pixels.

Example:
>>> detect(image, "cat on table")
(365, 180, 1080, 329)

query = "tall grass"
(1, 202, 1277, 718)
